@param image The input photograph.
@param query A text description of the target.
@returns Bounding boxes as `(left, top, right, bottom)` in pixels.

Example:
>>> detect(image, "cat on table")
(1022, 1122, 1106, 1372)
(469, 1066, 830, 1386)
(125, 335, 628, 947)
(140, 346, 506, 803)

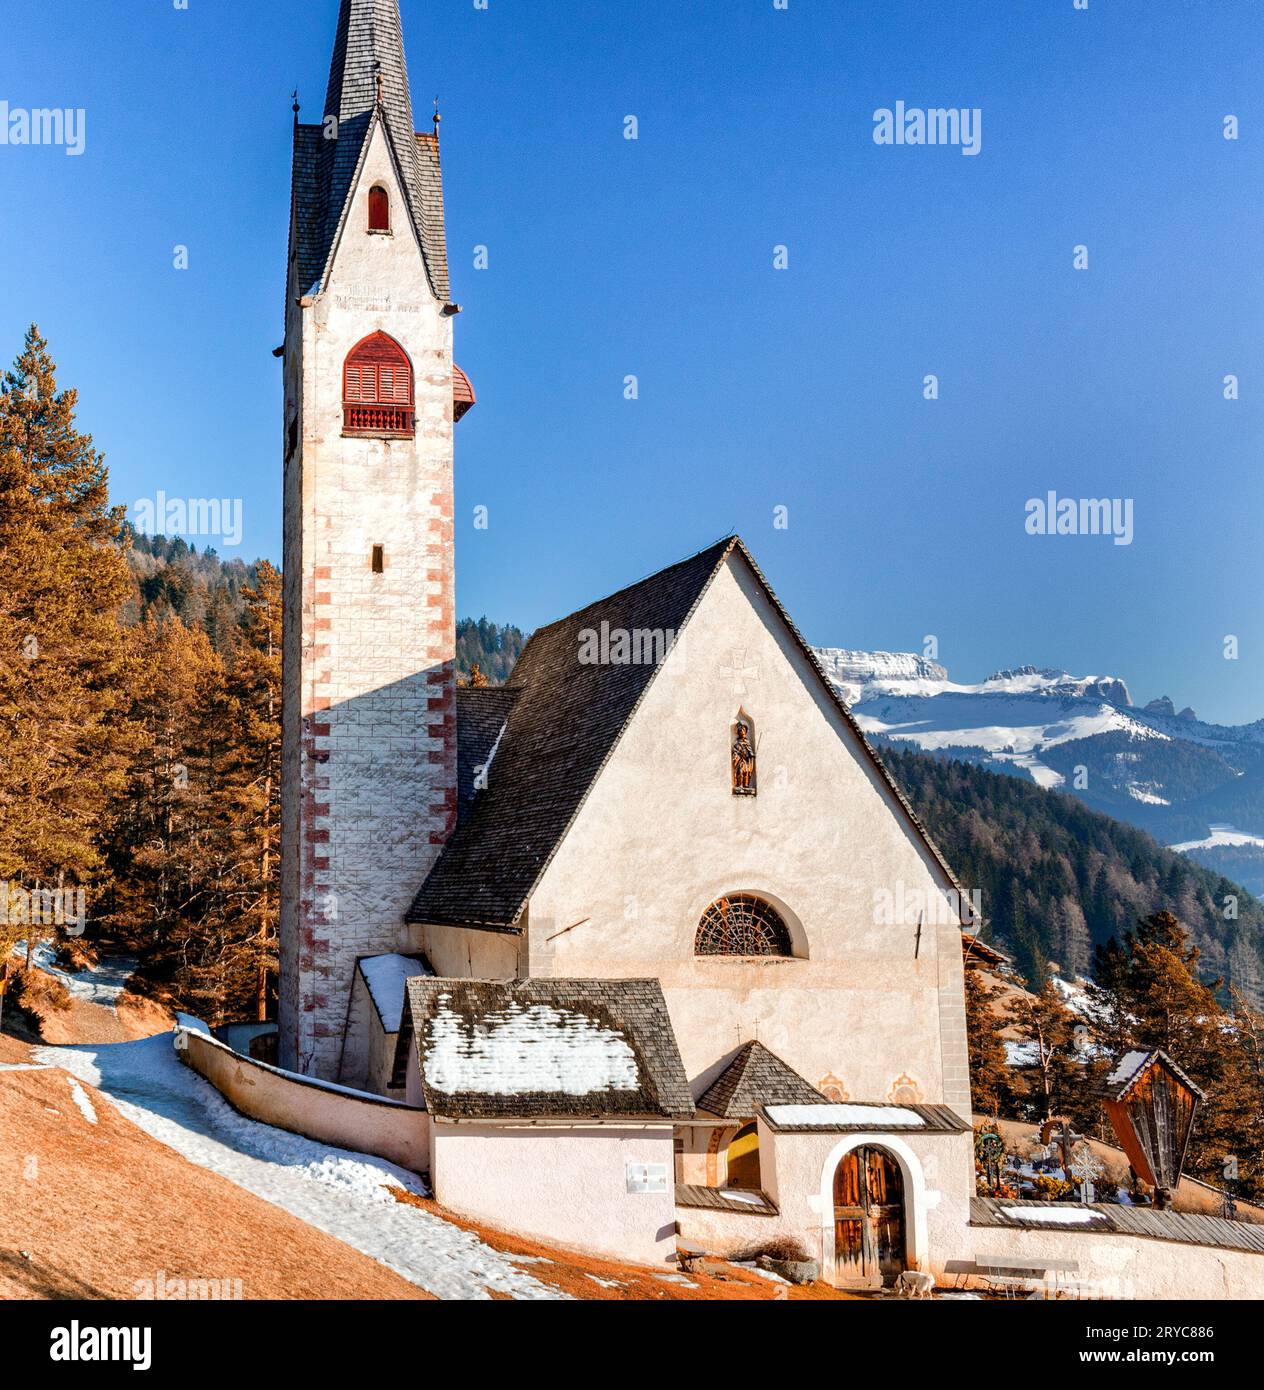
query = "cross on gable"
(720, 648, 760, 696)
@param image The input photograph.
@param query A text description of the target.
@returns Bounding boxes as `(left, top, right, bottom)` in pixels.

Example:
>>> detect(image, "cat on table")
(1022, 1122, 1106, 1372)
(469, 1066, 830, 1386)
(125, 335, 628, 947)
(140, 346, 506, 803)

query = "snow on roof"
(425, 999, 639, 1098)
(1005, 1040, 1041, 1067)
(359, 954, 433, 1033)
(401, 977, 696, 1120)
(1106, 1049, 1152, 1088)
(1000, 1205, 1107, 1227)
(764, 1103, 925, 1129)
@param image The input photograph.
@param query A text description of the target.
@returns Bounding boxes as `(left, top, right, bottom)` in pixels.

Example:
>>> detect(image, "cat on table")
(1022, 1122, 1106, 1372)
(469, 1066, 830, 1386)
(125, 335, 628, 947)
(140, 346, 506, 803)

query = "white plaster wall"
(675, 1205, 785, 1258)
(419, 921, 525, 980)
(963, 1223, 1264, 1300)
(526, 553, 971, 1113)
(179, 1027, 428, 1174)
(280, 120, 457, 1078)
(432, 1123, 678, 1266)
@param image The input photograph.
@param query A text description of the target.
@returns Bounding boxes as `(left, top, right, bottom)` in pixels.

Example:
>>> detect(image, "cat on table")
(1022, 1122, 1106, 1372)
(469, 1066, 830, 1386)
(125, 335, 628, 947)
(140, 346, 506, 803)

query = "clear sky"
(1, 0, 1260, 722)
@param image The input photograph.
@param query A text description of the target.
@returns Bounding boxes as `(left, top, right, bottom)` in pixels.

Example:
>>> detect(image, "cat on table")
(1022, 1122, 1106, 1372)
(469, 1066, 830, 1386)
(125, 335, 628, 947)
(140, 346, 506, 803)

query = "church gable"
(408, 537, 973, 937)
(407, 539, 734, 929)
(526, 544, 974, 959)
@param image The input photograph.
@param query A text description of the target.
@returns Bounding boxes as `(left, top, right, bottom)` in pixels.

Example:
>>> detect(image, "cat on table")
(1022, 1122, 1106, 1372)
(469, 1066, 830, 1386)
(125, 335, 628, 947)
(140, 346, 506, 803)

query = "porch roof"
(758, 1101, 971, 1134)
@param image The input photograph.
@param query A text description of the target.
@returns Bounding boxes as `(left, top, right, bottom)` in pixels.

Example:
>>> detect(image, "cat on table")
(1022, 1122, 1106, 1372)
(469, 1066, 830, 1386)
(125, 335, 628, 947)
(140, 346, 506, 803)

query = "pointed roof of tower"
(294, 0, 450, 302)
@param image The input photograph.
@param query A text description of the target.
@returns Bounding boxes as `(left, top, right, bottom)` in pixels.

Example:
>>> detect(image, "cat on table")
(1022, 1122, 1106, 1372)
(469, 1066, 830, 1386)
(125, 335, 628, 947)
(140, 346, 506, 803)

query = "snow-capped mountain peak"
(811, 645, 1264, 861)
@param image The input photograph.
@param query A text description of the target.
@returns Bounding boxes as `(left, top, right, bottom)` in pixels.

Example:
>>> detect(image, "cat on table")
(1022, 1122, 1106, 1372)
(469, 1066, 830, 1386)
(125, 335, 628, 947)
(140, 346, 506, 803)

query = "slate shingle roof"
(291, 0, 450, 301)
(408, 536, 983, 941)
(408, 538, 734, 928)
(696, 1041, 825, 1119)
(399, 977, 696, 1121)
(455, 687, 517, 824)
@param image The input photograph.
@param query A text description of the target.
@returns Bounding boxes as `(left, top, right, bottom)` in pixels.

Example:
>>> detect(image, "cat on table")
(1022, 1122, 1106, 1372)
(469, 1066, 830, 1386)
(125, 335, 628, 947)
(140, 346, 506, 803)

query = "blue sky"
(1, 0, 1261, 722)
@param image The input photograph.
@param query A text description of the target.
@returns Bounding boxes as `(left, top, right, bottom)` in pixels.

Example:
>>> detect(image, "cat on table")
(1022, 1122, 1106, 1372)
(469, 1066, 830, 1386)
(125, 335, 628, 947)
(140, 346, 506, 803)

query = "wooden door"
(833, 1147, 906, 1285)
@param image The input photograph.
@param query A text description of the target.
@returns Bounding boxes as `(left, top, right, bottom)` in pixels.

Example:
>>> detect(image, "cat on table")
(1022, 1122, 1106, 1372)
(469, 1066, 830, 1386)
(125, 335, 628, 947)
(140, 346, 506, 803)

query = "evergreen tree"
(964, 969, 1009, 1117)
(0, 326, 137, 965)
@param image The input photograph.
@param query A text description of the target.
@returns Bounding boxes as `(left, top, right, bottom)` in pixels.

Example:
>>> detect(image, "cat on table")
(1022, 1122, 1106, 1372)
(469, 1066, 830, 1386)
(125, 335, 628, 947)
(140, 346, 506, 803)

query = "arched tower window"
(343, 332, 414, 437)
(368, 185, 390, 233)
(695, 894, 793, 958)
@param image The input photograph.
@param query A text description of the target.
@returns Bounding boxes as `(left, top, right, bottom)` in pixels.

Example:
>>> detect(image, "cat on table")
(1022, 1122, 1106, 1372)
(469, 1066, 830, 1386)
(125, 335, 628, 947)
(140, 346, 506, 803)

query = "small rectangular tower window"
(371, 545, 385, 574)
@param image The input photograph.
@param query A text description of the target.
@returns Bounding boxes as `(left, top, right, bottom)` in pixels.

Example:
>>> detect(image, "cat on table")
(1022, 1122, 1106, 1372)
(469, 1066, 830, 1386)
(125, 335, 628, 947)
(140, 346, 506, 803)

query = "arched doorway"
(832, 1146, 907, 1286)
(726, 1123, 760, 1190)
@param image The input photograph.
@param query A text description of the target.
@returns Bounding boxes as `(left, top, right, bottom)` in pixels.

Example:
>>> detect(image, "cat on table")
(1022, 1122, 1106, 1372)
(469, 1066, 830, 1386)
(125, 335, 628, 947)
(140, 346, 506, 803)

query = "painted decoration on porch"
(888, 1072, 922, 1105)
(731, 716, 756, 796)
(817, 1072, 850, 1103)
(1100, 1048, 1202, 1208)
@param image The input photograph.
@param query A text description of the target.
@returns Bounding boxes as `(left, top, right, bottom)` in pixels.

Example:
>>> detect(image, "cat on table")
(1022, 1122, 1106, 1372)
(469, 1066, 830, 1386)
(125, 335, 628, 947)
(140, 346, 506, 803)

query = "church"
(260, 3, 1264, 1295)
(275, 0, 980, 1286)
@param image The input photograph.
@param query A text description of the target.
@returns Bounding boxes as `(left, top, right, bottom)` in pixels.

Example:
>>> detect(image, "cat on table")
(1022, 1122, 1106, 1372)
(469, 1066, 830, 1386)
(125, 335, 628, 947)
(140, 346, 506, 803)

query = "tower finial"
(291, 88, 300, 122)
(433, 95, 441, 139)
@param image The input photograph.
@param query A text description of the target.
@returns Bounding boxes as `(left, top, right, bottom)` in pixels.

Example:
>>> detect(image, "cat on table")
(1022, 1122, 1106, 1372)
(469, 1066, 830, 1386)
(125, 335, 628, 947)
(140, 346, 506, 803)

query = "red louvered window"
(368, 185, 390, 233)
(343, 332, 415, 437)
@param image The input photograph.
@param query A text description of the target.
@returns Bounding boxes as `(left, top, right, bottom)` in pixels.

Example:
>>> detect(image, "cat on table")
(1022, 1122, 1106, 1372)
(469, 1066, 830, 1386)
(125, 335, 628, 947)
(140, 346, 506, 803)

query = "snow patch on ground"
(9, 942, 137, 1012)
(66, 1075, 97, 1124)
(33, 1032, 565, 1300)
(1171, 824, 1264, 852)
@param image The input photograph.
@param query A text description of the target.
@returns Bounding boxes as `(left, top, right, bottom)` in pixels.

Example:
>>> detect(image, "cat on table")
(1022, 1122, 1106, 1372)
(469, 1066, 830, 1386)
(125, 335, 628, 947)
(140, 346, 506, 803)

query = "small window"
(695, 894, 793, 958)
(371, 545, 384, 574)
(368, 185, 390, 233)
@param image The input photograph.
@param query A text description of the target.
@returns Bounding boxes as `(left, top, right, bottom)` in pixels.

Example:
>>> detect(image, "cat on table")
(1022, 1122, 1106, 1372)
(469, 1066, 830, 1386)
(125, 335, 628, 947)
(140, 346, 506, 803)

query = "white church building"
(243, 0, 1264, 1293)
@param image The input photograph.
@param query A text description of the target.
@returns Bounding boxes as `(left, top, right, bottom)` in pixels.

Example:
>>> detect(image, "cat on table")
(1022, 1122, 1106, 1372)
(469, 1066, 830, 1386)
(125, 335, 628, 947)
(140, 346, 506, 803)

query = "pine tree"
(1002, 981, 1081, 1126)
(0, 326, 137, 966)
(103, 615, 227, 946)
(226, 561, 282, 1020)
(964, 969, 1009, 1117)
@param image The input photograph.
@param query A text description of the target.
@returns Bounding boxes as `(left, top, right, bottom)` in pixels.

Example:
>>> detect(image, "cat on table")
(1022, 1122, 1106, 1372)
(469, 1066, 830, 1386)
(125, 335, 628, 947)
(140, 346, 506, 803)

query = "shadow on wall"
(279, 659, 458, 1078)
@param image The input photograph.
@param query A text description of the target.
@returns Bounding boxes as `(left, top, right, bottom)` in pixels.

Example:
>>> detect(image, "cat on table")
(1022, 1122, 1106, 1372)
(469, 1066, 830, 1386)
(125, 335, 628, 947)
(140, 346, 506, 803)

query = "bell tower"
(279, 0, 468, 1077)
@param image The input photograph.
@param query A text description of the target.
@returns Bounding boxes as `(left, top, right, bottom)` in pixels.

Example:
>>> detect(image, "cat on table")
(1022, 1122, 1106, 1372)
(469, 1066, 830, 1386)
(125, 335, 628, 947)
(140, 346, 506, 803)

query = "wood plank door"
(833, 1147, 906, 1286)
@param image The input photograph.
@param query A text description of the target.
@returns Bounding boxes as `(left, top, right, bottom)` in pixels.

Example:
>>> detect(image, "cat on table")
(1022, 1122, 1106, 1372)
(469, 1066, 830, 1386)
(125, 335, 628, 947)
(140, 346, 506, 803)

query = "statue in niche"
(731, 717, 756, 796)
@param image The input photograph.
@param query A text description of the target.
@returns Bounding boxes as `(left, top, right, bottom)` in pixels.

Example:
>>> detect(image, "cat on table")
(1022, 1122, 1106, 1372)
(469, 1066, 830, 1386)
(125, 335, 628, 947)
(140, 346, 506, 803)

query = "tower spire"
(315, 0, 449, 301)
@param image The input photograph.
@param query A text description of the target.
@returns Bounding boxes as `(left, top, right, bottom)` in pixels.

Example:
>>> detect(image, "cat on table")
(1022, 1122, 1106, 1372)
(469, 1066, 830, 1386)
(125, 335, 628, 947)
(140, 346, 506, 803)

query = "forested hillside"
(879, 745, 1264, 1003)
(5, 325, 1262, 1030)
